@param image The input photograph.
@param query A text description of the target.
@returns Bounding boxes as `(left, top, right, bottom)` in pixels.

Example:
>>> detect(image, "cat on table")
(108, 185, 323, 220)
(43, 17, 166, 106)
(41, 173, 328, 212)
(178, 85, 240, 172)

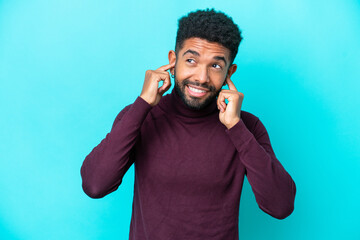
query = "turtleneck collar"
(158, 87, 218, 118)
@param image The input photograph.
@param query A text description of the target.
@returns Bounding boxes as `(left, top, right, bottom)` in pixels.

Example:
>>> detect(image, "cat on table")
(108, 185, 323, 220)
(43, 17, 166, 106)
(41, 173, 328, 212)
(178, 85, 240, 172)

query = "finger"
(226, 77, 237, 91)
(158, 74, 171, 94)
(160, 81, 171, 95)
(217, 92, 227, 112)
(155, 72, 171, 83)
(220, 103, 225, 112)
(221, 101, 226, 111)
(217, 100, 225, 112)
(217, 103, 224, 112)
(158, 80, 171, 95)
(154, 71, 171, 79)
(156, 61, 176, 72)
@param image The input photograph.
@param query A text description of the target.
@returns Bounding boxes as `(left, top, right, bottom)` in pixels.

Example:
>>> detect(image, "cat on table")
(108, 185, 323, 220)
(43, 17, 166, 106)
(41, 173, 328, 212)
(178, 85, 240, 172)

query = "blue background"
(1, 0, 359, 239)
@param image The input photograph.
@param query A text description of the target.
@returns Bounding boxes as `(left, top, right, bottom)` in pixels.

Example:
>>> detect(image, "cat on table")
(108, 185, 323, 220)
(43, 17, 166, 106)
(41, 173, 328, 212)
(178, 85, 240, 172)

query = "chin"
(175, 83, 218, 110)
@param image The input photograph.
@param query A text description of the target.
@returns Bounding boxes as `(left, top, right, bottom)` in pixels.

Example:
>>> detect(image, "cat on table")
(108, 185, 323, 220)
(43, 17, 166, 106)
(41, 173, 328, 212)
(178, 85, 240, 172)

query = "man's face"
(169, 37, 236, 110)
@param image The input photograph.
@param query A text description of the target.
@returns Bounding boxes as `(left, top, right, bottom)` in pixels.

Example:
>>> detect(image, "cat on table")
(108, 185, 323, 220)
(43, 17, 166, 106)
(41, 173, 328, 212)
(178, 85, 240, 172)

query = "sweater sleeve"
(80, 96, 152, 198)
(225, 118, 296, 219)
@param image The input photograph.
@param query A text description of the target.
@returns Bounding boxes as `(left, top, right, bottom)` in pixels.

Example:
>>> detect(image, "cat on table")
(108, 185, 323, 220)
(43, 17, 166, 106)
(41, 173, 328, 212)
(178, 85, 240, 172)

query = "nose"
(194, 66, 209, 84)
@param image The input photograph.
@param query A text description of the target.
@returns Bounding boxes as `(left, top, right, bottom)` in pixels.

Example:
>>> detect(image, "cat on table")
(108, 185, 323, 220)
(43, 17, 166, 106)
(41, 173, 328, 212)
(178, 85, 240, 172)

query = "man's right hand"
(140, 62, 175, 107)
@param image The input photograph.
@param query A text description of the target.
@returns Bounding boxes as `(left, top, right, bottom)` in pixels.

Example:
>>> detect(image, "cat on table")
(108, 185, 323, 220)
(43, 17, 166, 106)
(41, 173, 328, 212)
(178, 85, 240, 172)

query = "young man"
(81, 8, 296, 240)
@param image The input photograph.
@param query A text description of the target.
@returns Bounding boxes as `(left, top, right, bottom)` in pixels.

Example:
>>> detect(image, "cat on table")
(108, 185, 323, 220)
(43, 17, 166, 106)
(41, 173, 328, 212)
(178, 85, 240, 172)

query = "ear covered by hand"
(140, 62, 176, 107)
(217, 76, 244, 129)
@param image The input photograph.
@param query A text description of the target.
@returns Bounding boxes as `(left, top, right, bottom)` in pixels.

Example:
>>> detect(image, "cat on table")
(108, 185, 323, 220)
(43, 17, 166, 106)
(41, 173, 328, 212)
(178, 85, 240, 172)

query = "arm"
(226, 118, 296, 219)
(80, 96, 152, 198)
(80, 61, 174, 199)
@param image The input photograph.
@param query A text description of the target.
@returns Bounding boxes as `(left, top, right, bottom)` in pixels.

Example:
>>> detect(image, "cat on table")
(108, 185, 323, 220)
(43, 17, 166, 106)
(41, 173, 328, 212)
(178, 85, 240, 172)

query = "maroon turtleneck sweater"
(81, 88, 296, 240)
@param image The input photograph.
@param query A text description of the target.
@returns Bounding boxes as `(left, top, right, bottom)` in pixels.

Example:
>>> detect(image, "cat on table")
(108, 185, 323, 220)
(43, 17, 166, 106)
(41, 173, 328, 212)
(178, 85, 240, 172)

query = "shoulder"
(111, 103, 133, 129)
(112, 96, 166, 129)
(240, 110, 260, 132)
(114, 104, 133, 120)
(114, 96, 153, 121)
(111, 96, 151, 128)
(240, 110, 272, 140)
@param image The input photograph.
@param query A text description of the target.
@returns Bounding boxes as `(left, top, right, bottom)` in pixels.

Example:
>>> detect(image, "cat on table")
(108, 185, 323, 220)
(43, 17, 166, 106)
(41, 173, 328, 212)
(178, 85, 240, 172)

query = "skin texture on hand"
(217, 76, 244, 129)
(140, 62, 175, 107)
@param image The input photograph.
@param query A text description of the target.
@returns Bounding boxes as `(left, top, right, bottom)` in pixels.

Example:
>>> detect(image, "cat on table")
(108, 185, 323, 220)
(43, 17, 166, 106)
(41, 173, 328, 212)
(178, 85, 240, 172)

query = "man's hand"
(217, 76, 244, 129)
(140, 62, 175, 107)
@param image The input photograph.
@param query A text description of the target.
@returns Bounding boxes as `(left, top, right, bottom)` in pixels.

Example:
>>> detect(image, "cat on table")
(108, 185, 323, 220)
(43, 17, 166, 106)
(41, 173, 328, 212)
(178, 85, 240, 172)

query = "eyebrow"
(182, 49, 227, 66)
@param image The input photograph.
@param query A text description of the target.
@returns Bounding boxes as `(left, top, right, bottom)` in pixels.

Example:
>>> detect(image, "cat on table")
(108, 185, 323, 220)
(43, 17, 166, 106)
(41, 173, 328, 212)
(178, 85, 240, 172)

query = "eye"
(186, 59, 195, 63)
(212, 64, 222, 69)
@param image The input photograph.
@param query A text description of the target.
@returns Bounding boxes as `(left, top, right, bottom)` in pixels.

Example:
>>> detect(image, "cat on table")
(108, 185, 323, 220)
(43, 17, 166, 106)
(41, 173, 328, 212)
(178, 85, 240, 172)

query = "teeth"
(189, 86, 206, 93)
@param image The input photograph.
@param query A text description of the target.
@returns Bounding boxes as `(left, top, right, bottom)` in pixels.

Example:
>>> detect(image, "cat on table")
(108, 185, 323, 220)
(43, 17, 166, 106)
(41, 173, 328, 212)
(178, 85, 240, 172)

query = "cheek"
(175, 64, 192, 79)
(213, 76, 226, 89)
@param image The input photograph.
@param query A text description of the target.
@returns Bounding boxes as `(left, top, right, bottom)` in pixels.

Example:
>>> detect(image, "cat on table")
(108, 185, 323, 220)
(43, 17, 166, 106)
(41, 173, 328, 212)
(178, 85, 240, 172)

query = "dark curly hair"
(175, 8, 242, 66)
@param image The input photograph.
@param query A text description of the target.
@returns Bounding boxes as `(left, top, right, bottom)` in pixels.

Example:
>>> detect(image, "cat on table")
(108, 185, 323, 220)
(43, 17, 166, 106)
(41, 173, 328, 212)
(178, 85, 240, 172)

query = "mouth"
(186, 84, 209, 97)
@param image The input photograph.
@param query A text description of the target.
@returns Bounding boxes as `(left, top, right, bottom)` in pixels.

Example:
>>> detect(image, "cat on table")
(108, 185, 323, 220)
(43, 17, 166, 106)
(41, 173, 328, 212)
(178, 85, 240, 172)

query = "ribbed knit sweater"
(81, 88, 296, 240)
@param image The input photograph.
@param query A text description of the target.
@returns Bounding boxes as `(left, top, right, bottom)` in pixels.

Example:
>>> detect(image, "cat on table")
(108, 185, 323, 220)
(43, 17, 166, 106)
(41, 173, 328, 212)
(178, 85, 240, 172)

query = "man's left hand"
(217, 76, 244, 129)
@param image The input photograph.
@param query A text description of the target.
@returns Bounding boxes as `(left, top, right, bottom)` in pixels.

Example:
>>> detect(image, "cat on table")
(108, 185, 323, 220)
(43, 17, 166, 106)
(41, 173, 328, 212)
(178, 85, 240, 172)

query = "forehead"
(179, 37, 230, 61)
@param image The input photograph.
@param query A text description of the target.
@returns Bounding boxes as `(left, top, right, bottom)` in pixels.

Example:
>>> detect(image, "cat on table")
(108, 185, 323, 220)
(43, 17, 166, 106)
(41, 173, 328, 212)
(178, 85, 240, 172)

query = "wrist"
(139, 94, 154, 107)
(226, 118, 240, 130)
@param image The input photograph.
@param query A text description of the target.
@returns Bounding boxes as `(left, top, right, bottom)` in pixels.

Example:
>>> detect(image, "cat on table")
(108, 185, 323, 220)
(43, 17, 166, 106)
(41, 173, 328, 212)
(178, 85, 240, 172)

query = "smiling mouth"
(186, 85, 209, 97)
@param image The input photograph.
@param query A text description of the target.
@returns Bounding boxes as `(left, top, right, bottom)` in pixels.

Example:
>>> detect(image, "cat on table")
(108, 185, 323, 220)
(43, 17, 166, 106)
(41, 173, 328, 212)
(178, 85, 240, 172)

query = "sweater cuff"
(134, 96, 153, 110)
(112, 96, 153, 130)
(225, 119, 256, 152)
(126, 96, 153, 120)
